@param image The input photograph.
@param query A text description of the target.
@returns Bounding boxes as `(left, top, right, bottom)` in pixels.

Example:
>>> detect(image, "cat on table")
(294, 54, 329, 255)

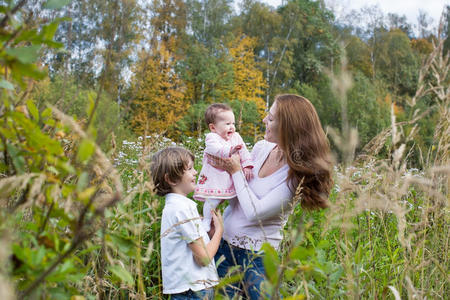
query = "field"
(0, 1, 449, 299)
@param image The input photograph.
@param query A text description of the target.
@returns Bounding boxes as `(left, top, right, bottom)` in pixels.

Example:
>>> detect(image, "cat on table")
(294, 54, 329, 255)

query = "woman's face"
(263, 101, 280, 144)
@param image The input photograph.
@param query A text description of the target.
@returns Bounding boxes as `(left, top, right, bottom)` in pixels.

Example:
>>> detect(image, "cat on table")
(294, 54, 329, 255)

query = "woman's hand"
(206, 153, 242, 174)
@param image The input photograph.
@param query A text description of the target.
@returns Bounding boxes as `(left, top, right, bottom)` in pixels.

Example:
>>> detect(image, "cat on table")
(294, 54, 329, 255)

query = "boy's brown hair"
(204, 103, 232, 126)
(150, 146, 195, 196)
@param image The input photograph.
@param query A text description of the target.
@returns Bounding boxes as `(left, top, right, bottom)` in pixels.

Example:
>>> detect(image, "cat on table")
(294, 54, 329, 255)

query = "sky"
(257, 0, 448, 31)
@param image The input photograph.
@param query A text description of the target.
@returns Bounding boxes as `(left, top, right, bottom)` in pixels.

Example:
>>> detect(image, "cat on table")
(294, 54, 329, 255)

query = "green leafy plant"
(0, 1, 130, 298)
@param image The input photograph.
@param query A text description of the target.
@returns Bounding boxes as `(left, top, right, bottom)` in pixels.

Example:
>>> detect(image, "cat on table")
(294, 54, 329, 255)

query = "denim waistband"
(171, 287, 214, 296)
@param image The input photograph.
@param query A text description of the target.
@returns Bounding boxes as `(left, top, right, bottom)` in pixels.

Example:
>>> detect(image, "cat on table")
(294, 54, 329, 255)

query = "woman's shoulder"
(251, 139, 275, 158)
(253, 139, 275, 152)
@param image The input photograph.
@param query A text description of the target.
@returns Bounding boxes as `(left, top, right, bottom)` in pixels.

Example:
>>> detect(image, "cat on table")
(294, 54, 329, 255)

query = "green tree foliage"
(444, 5, 450, 55)
(24, 0, 443, 157)
(187, 0, 234, 47)
(179, 41, 234, 104)
(180, 0, 235, 104)
(347, 72, 390, 147)
(387, 13, 413, 37)
(48, 0, 142, 99)
(31, 76, 127, 147)
(279, 0, 338, 85)
(150, 0, 187, 48)
(375, 29, 419, 96)
(345, 35, 373, 78)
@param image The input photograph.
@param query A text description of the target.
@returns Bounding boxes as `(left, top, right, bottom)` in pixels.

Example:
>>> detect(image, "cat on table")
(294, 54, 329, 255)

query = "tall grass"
(274, 21, 449, 299)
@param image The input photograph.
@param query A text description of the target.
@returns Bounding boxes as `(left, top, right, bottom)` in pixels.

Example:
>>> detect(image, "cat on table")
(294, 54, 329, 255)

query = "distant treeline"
(33, 0, 449, 165)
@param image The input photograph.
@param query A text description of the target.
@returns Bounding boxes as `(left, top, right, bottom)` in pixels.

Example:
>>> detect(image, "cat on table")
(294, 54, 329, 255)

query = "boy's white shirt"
(161, 193, 219, 294)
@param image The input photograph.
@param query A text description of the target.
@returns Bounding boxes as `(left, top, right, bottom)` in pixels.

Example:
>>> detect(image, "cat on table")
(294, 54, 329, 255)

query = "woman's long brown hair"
(275, 94, 333, 209)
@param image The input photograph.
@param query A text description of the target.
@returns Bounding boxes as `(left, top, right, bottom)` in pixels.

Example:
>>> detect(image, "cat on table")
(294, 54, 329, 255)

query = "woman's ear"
(164, 174, 178, 186)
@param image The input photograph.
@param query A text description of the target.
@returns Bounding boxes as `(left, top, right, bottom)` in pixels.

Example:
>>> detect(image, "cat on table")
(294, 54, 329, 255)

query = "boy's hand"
(207, 221, 215, 239)
(230, 144, 243, 156)
(211, 209, 224, 236)
(243, 166, 254, 182)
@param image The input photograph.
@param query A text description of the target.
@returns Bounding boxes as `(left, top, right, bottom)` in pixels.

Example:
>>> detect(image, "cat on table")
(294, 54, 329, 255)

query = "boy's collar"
(165, 193, 197, 205)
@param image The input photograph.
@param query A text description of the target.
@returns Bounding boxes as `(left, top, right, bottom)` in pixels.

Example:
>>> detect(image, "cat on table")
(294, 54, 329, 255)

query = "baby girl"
(194, 103, 253, 231)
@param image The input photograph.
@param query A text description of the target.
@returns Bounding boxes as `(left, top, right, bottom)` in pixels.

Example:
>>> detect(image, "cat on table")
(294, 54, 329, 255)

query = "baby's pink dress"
(194, 132, 253, 201)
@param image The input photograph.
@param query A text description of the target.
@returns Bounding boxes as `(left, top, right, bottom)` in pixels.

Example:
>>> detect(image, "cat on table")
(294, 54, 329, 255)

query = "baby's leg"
(202, 198, 222, 232)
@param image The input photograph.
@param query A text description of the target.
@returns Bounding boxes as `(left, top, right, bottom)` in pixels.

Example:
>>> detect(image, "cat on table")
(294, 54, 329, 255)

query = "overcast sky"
(256, 0, 448, 31)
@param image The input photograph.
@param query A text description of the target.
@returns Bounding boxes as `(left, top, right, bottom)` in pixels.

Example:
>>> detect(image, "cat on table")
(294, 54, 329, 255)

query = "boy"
(151, 146, 223, 300)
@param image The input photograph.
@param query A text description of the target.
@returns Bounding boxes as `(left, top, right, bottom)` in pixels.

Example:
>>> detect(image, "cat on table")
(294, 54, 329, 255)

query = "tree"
(344, 35, 373, 78)
(220, 34, 267, 138)
(279, 0, 338, 85)
(96, 0, 142, 99)
(347, 72, 390, 147)
(375, 29, 419, 96)
(361, 5, 386, 80)
(180, 0, 235, 104)
(130, 44, 187, 136)
(443, 5, 450, 55)
(48, 0, 142, 99)
(237, 0, 282, 107)
(387, 13, 413, 37)
(417, 9, 433, 39)
(411, 38, 433, 57)
(186, 0, 234, 48)
(178, 40, 233, 104)
(46, 0, 98, 84)
(226, 35, 266, 125)
(149, 0, 187, 50)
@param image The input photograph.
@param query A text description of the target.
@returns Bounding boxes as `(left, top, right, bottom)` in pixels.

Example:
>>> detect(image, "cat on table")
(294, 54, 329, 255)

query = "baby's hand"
(243, 167, 254, 182)
(230, 144, 243, 156)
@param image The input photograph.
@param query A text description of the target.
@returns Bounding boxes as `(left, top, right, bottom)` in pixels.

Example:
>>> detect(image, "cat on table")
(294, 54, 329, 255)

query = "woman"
(208, 94, 333, 299)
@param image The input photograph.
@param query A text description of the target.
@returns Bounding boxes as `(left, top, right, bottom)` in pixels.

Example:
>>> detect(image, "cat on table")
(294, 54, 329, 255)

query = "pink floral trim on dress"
(194, 187, 236, 199)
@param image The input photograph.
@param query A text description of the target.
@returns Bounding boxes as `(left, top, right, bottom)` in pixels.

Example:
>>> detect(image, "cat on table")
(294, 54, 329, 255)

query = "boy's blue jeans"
(170, 288, 214, 300)
(214, 239, 267, 299)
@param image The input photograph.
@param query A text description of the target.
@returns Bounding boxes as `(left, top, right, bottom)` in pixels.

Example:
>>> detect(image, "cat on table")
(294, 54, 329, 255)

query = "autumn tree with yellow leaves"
(130, 42, 187, 136)
(227, 35, 266, 138)
(227, 35, 266, 118)
(130, 0, 188, 137)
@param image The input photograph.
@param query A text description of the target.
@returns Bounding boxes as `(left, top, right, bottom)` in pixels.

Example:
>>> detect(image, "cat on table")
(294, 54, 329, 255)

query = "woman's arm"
(188, 210, 223, 266)
(232, 170, 293, 222)
(235, 133, 253, 168)
(206, 140, 265, 171)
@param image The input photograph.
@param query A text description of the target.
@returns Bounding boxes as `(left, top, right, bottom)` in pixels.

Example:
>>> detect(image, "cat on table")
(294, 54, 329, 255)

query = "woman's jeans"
(170, 288, 214, 300)
(214, 239, 267, 299)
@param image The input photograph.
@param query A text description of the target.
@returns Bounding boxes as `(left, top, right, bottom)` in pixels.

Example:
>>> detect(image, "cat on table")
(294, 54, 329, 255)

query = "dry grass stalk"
(0, 231, 14, 300)
(51, 106, 123, 197)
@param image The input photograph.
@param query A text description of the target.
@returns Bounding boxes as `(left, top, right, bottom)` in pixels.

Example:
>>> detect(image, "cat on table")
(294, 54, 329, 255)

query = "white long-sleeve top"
(222, 140, 294, 251)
